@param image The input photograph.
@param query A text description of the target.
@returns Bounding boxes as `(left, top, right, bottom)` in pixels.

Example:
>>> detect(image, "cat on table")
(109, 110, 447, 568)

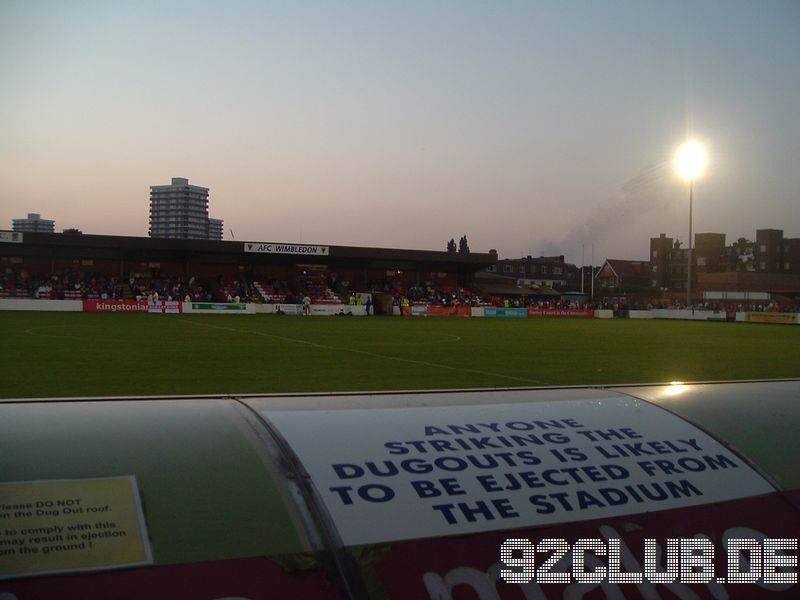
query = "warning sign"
(263, 397, 775, 546)
(0, 476, 152, 579)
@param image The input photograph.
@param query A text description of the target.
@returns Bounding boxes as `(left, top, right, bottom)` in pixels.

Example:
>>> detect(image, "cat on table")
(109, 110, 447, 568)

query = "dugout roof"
(1, 380, 799, 598)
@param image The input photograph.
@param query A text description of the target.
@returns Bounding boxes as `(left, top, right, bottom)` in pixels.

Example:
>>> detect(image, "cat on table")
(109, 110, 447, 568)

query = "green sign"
(191, 303, 247, 311)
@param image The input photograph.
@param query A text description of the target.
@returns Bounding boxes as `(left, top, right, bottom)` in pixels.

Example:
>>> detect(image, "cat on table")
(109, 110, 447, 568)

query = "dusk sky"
(2, 1, 798, 264)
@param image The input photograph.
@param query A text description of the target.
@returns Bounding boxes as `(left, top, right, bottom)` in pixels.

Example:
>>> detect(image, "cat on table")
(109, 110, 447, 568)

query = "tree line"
(446, 235, 470, 254)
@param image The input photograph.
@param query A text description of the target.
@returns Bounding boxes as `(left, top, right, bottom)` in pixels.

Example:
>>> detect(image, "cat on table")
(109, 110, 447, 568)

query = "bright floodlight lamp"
(675, 141, 707, 181)
(675, 140, 707, 306)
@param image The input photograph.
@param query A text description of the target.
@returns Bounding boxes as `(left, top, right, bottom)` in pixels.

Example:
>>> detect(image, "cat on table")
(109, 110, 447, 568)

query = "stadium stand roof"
(0, 231, 497, 271)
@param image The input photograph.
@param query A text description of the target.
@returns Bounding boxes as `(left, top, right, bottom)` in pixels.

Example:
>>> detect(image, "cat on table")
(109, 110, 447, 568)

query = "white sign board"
(244, 242, 329, 256)
(0, 231, 23, 243)
(310, 304, 366, 316)
(264, 398, 773, 546)
(274, 303, 303, 315)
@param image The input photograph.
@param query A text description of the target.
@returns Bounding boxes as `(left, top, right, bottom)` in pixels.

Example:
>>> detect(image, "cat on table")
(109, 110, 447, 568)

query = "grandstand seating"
(0, 269, 219, 303)
(252, 280, 295, 304)
(2, 267, 495, 308)
(305, 285, 340, 304)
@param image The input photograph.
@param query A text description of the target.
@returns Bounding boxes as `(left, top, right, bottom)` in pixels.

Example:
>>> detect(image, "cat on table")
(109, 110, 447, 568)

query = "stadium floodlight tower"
(674, 141, 707, 307)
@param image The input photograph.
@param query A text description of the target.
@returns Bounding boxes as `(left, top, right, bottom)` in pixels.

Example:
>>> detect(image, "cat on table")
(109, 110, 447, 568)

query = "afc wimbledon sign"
(244, 242, 330, 256)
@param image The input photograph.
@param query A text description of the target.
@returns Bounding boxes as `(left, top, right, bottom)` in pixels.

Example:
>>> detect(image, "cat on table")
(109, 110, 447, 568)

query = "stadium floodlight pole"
(675, 141, 707, 307)
(592, 244, 594, 304)
(581, 244, 585, 294)
(687, 179, 693, 306)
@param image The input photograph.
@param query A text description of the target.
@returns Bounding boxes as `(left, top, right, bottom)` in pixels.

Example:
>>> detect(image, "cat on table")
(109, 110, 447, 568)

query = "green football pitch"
(1, 312, 797, 398)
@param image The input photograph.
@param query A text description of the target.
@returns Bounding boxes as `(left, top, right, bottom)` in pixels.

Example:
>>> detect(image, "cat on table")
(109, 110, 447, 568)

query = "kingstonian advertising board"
(263, 397, 774, 546)
(83, 300, 148, 313)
